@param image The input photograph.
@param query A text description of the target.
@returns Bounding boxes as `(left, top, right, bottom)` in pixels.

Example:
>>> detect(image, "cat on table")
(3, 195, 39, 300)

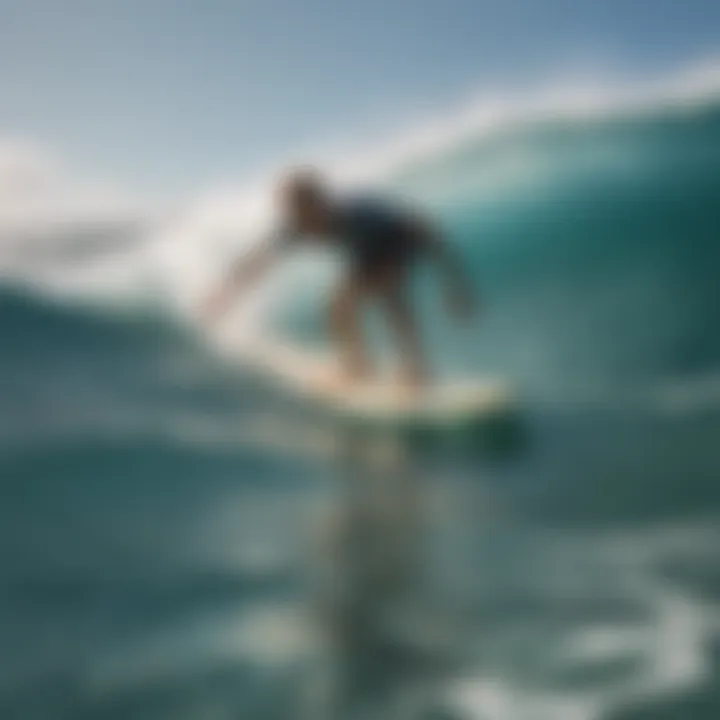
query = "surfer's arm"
(411, 215, 477, 319)
(204, 239, 280, 321)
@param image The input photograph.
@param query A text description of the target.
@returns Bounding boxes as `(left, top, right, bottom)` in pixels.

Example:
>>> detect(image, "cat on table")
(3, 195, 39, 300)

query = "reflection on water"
(306, 428, 449, 719)
(301, 418, 530, 720)
(291, 413, 720, 720)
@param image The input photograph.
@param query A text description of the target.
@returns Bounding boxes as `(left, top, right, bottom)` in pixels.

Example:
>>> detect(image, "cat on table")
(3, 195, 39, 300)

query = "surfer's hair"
(280, 166, 327, 203)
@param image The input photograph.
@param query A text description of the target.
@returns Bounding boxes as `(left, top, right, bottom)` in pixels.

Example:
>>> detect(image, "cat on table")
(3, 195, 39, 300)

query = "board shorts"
(273, 195, 422, 282)
(336, 196, 420, 280)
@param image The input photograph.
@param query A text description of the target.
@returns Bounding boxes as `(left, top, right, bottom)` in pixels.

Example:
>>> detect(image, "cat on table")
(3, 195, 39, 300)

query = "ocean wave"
(0, 58, 718, 308)
(0, 59, 719, 382)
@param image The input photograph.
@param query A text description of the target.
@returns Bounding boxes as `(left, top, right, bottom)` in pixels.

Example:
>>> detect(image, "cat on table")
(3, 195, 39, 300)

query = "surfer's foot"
(312, 366, 370, 393)
(395, 366, 429, 396)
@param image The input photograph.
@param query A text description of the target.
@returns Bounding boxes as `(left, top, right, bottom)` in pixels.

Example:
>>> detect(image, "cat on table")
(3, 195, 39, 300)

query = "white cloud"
(0, 139, 157, 304)
(0, 140, 143, 236)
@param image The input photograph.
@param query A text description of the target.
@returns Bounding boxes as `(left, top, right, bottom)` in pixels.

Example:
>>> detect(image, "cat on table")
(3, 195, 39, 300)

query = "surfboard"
(307, 373, 512, 425)
(236, 338, 517, 430)
(213, 333, 524, 456)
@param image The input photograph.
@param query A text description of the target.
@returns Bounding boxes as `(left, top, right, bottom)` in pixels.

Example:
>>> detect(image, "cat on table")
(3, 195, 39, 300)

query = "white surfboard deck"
(320, 378, 513, 426)
(229, 338, 515, 426)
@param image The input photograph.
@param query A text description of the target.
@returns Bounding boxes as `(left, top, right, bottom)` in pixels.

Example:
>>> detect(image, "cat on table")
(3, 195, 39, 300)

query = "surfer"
(205, 168, 476, 390)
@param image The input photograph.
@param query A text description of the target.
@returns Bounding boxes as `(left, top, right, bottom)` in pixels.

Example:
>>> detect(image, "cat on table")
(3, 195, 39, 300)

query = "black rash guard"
(275, 196, 420, 275)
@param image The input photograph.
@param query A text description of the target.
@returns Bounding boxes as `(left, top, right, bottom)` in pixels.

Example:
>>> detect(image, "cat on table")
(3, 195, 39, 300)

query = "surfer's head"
(277, 167, 333, 233)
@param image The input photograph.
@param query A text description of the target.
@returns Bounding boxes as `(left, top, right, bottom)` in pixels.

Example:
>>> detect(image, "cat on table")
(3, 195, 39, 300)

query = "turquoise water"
(1, 98, 719, 719)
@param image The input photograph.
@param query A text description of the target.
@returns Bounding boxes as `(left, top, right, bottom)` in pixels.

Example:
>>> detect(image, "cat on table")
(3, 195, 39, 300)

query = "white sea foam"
(444, 523, 720, 720)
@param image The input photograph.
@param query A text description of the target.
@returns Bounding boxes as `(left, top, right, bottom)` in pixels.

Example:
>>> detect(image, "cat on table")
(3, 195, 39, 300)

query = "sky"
(1, 0, 719, 200)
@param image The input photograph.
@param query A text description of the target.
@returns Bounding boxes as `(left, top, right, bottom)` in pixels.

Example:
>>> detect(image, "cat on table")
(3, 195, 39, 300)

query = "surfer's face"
(279, 175, 332, 234)
(286, 192, 331, 233)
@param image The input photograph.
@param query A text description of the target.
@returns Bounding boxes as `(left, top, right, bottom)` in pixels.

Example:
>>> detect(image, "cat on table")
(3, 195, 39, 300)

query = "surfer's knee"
(382, 285, 412, 324)
(329, 282, 362, 331)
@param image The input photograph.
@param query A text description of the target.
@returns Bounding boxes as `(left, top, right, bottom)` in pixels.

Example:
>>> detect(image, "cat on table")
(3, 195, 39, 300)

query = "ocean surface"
(1, 82, 720, 720)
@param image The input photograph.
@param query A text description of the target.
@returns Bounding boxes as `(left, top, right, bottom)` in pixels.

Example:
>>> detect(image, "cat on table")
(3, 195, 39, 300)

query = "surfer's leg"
(329, 276, 373, 382)
(377, 266, 428, 387)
